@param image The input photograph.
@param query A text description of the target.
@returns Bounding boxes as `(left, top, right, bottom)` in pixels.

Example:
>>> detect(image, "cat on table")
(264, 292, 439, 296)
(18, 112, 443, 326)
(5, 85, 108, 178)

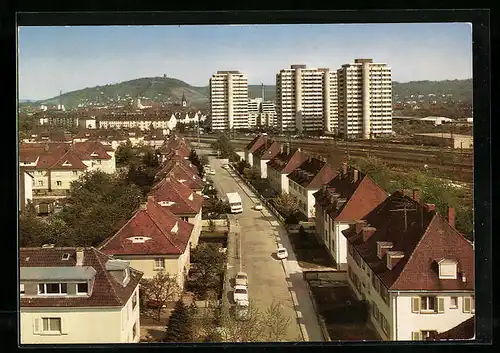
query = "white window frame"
(38, 180, 43, 186)
(72, 170, 78, 176)
(56, 181, 62, 186)
(76, 282, 88, 295)
(450, 296, 458, 309)
(20, 283, 25, 295)
(154, 258, 165, 270)
(38, 283, 68, 295)
(420, 296, 437, 312)
(41, 317, 62, 335)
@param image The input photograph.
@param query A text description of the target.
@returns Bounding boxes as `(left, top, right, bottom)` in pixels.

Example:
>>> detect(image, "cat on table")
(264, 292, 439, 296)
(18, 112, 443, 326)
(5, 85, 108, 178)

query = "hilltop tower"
(181, 92, 187, 107)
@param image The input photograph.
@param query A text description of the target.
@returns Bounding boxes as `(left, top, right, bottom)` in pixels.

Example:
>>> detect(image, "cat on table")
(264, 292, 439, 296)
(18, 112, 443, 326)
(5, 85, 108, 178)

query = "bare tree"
(140, 272, 181, 323)
(271, 193, 300, 219)
(261, 301, 292, 342)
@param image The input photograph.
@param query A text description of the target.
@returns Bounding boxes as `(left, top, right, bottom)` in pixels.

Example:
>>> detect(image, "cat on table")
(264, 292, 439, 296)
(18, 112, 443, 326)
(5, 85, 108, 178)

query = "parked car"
(233, 300, 250, 321)
(233, 285, 248, 303)
(254, 202, 263, 211)
(235, 272, 248, 287)
(276, 244, 288, 260)
(222, 164, 230, 169)
(209, 169, 216, 175)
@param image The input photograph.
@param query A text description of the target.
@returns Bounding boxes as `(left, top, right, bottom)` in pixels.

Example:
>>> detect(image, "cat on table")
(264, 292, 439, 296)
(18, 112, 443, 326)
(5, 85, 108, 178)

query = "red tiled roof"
(314, 168, 388, 222)
(267, 148, 307, 173)
(19, 247, 142, 308)
(253, 140, 282, 160)
(159, 164, 204, 191)
(288, 157, 337, 189)
(343, 191, 475, 291)
(433, 317, 475, 340)
(99, 197, 193, 256)
(72, 141, 112, 160)
(151, 177, 203, 215)
(245, 135, 267, 153)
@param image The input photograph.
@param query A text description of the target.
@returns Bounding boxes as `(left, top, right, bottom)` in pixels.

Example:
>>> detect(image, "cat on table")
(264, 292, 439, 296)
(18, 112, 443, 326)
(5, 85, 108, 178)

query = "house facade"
(99, 197, 194, 289)
(244, 134, 267, 167)
(20, 247, 142, 344)
(19, 168, 34, 213)
(267, 146, 306, 194)
(252, 140, 282, 179)
(313, 165, 388, 270)
(287, 156, 337, 220)
(342, 192, 475, 341)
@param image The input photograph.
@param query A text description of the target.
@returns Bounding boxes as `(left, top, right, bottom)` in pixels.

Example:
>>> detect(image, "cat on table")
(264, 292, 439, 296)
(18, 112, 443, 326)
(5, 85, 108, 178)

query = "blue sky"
(18, 23, 472, 100)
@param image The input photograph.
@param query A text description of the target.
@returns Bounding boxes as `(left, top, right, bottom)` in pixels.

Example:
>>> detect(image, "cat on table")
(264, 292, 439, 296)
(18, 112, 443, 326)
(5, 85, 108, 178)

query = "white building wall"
(259, 159, 269, 179)
(24, 172, 34, 205)
(188, 210, 202, 248)
(394, 293, 474, 341)
(50, 170, 79, 190)
(281, 173, 289, 194)
(20, 307, 122, 344)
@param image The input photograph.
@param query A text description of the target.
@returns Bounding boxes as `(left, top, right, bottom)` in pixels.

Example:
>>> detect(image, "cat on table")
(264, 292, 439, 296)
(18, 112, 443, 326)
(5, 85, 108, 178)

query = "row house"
(19, 142, 116, 195)
(23, 130, 73, 144)
(156, 161, 204, 195)
(142, 130, 168, 149)
(313, 165, 388, 270)
(73, 129, 129, 150)
(252, 139, 281, 179)
(342, 191, 474, 341)
(20, 247, 143, 344)
(150, 176, 203, 248)
(99, 196, 194, 289)
(243, 134, 267, 167)
(267, 145, 306, 194)
(158, 136, 191, 162)
(97, 114, 177, 132)
(287, 156, 337, 220)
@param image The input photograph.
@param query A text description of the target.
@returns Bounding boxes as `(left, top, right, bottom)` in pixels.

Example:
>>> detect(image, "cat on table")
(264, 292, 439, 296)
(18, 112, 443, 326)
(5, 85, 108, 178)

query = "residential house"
(244, 134, 267, 167)
(97, 113, 176, 131)
(19, 167, 34, 213)
(73, 129, 129, 150)
(142, 130, 167, 149)
(19, 247, 142, 344)
(287, 156, 337, 220)
(77, 116, 97, 129)
(342, 191, 474, 341)
(252, 140, 282, 179)
(99, 196, 194, 289)
(313, 165, 388, 270)
(158, 136, 191, 162)
(19, 142, 116, 195)
(266, 145, 307, 194)
(156, 162, 204, 195)
(151, 176, 203, 248)
(433, 316, 475, 341)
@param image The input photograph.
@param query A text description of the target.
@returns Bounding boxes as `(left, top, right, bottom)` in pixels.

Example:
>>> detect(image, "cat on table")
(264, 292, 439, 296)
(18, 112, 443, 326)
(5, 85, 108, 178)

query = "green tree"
(190, 243, 226, 293)
(164, 300, 195, 342)
(115, 140, 136, 166)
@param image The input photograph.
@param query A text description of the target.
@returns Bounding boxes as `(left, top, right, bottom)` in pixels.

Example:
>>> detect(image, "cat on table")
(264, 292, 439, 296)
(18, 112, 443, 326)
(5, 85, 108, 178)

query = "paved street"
(206, 156, 324, 342)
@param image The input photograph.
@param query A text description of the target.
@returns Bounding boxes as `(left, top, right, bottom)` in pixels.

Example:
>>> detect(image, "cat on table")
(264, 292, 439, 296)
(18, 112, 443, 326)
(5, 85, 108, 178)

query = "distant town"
(19, 58, 474, 344)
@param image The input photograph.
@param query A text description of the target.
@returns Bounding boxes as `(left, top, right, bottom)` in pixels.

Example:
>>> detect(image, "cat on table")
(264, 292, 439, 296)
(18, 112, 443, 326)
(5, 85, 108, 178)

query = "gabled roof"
(151, 177, 203, 215)
(158, 156, 198, 178)
(287, 157, 337, 189)
(19, 247, 142, 308)
(157, 163, 203, 191)
(253, 140, 282, 160)
(342, 191, 474, 291)
(267, 148, 307, 174)
(433, 317, 475, 340)
(245, 134, 267, 153)
(314, 168, 388, 222)
(100, 197, 193, 256)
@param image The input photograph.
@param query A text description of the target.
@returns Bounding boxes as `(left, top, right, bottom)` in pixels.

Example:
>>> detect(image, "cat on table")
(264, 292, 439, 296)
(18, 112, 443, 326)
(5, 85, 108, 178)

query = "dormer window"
(20, 284, 25, 295)
(76, 282, 88, 295)
(62, 161, 72, 167)
(62, 253, 70, 261)
(386, 251, 404, 270)
(38, 283, 68, 295)
(90, 152, 99, 157)
(438, 259, 458, 279)
(171, 221, 179, 234)
(188, 193, 194, 201)
(158, 201, 175, 207)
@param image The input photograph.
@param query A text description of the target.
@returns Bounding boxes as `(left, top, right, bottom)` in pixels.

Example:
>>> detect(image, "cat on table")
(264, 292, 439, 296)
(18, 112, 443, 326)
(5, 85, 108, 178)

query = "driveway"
(207, 156, 323, 342)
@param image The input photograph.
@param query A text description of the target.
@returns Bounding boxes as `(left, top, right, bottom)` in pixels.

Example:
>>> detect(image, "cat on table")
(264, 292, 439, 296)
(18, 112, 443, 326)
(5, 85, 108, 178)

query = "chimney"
(362, 226, 376, 242)
(76, 248, 84, 266)
(424, 203, 436, 212)
(297, 148, 301, 152)
(342, 162, 348, 175)
(355, 220, 367, 234)
(386, 251, 404, 270)
(448, 207, 455, 228)
(353, 169, 359, 183)
(44, 144, 49, 152)
(280, 144, 283, 154)
(412, 189, 420, 202)
(140, 199, 148, 210)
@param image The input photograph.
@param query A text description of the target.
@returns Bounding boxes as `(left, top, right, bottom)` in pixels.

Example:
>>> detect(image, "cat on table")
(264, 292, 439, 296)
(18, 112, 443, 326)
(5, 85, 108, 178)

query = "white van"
(226, 192, 243, 213)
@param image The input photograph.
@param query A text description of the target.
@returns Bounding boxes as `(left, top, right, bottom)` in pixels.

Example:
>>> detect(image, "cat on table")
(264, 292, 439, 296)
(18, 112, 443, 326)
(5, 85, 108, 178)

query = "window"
(56, 181, 62, 186)
(154, 258, 165, 270)
(42, 318, 62, 334)
(463, 296, 475, 313)
(38, 180, 43, 186)
(76, 282, 88, 295)
(380, 314, 390, 335)
(72, 171, 78, 176)
(450, 296, 458, 308)
(38, 283, 67, 295)
(132, 321, 137, 339)
(421, 330, 438, 340)
(20, 284, 25, 295)
(413, 296, 444, 313)
(181, 217, 189, 222)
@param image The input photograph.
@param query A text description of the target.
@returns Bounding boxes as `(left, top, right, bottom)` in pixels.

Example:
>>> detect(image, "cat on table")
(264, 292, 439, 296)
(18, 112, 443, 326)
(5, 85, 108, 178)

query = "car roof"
(234, 285, 248, 290)
(236, 272, 247, 276)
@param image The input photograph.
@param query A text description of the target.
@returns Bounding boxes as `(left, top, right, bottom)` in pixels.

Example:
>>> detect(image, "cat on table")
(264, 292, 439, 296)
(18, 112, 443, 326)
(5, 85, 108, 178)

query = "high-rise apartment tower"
(209, 71, 249, 131)
(337, 59, 392, 139)
(275, 65, 338, 133)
